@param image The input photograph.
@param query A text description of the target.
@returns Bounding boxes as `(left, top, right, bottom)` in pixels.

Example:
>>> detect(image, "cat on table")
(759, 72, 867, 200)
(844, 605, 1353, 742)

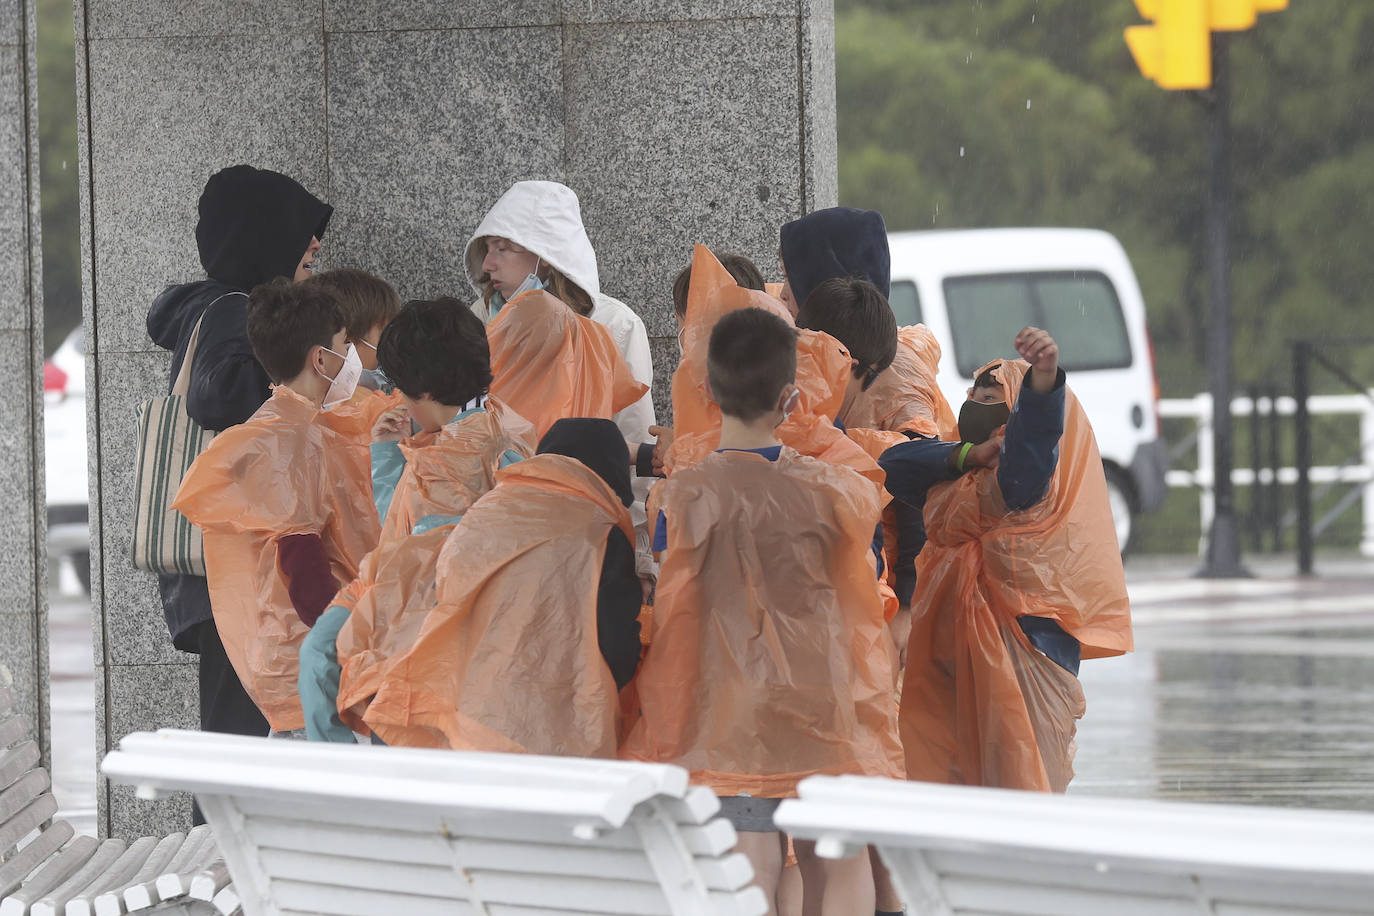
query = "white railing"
(1159, 392, 1374, 556)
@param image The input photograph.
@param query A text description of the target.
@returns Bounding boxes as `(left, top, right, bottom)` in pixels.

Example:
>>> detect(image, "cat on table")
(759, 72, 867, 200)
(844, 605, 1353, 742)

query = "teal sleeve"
(370, 440, 407, 525)
(298, 606, 356, 743)
(498, 449, 524, 469)
(411, 515, 462, 535)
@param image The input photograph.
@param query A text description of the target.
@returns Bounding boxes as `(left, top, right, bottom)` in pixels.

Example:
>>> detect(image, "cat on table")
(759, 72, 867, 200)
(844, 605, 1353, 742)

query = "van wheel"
(1104, 468, 1136, 556)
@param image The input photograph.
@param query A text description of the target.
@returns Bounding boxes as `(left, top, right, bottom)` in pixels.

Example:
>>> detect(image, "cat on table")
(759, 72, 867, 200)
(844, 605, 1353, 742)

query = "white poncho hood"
(464, 181, 601, 313)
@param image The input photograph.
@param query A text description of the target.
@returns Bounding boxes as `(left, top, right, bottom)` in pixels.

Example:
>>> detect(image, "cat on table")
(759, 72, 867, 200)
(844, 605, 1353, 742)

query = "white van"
(886, 228, 1168, 552)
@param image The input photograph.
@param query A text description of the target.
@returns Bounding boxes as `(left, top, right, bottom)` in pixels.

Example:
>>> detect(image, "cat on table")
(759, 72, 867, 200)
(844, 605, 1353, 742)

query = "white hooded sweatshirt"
(464, 181, 657, 571)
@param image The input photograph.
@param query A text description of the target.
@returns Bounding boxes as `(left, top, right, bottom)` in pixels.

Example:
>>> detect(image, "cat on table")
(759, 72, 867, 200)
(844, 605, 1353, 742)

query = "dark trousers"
(192, 619, 268, 825)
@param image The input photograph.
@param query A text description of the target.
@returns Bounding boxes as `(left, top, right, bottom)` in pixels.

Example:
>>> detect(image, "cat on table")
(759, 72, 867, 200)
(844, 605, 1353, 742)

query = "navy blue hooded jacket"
(779, 207, 890, 311)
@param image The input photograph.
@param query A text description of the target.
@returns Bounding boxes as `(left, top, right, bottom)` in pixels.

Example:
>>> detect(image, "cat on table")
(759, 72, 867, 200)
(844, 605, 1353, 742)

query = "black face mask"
(958, 399, 1010, 445)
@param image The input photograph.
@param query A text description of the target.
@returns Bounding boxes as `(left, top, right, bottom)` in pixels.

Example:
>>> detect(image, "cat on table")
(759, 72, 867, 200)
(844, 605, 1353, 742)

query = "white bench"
(0, 678, 226, 916)
(101, 730, 767, 916)
(775, 774, 1374, 915)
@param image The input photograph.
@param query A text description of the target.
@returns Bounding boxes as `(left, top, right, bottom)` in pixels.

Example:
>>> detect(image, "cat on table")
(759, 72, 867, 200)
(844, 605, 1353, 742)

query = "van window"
(943, 271, 1132, 377)
(888, 280, 922, 326)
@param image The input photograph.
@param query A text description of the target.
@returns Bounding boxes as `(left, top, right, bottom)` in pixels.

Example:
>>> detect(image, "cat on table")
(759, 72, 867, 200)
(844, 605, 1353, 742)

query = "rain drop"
(1026, 99, 1033, 110)
(959, 146, 966, 158)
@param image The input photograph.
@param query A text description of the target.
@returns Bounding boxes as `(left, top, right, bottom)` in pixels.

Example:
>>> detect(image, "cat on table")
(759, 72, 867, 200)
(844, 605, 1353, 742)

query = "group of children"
(161, 169, 1132, 916)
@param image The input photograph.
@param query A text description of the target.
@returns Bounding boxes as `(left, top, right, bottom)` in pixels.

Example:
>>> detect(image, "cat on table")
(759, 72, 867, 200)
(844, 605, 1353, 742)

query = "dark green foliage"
(36, 0, 80, 356)
(837, 0, 1374, 398)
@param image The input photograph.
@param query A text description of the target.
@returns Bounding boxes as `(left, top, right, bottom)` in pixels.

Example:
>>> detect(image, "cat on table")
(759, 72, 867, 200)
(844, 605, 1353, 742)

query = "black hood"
(779, 206, 890, 311)
(537, 418, 634, 507)
(195, 164, 332, 290)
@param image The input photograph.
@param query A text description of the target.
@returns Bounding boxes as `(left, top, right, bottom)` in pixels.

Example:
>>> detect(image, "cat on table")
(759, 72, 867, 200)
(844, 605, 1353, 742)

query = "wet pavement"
(45, 554, 1374, 837)
(1074, 555, 1374, 811)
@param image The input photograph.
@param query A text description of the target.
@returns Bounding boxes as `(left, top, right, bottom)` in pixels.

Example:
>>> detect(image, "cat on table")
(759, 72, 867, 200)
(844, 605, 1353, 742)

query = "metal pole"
(1294, 342, 1314, 574)
(1265, 385, 1281, 551)
(1200, 32, 1248, 578)
(1248, 385, 1263, 552)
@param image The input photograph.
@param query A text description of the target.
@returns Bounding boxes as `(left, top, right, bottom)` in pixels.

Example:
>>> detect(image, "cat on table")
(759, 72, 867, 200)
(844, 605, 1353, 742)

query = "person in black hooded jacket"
(146, 164, 332, 751)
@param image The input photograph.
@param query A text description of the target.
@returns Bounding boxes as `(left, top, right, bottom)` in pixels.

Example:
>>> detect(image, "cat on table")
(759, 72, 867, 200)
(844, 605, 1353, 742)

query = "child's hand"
(1015, 326, 1059, 393)
(966, 432, 1004, 470)
(371, 407, 410, 443)
(649, 425, 674, 476)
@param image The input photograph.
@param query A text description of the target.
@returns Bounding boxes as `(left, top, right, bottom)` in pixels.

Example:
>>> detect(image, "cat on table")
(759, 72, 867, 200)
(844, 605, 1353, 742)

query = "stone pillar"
(0, 0, 48, 767)
(77, 0, 837, 838)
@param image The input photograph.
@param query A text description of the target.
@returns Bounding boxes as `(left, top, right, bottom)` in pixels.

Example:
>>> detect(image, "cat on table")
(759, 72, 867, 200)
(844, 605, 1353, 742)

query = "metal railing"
(1158, 391, 1374, 562)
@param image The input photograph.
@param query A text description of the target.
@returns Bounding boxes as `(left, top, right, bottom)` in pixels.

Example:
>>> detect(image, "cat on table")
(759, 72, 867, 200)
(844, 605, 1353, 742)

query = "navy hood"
(196, 165, 332, 291)
(779, 207, 890, 311)
(536, 418, 634, 508)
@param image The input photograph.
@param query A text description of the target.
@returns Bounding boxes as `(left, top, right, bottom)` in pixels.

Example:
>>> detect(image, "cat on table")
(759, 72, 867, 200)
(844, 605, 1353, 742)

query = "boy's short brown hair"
(795, 277, 897, 388)
(673, 252, 767, 319)
(246, 277, 344, 383)
(304, 268, 400, 342)
(707, 307, 797, 421)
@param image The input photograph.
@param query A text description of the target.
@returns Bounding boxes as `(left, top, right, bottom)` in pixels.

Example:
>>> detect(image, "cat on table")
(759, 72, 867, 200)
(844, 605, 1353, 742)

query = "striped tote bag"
(129, 292, 243, 576)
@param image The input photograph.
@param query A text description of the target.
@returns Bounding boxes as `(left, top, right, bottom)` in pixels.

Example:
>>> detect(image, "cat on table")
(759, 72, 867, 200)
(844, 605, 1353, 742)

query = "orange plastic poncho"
(333, 400, 535, 731)
(664, 246, 884, 490)
(621, 448, 905, 796)
(847, 325, 958, 440)
(173, 386, 380, 731)
(901, 359, 1133, 793)
(316, 386, 405, 443)
(488, 289, 647, 441)
(361, 455, 635, 755)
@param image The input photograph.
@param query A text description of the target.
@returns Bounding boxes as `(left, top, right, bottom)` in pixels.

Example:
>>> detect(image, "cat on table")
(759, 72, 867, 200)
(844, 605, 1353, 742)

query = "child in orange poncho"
(361, 418, 643, 753)
(878, 328, 1133, 792)
(623, 307, 902, 915)
(296, 297, 533, 742)
(306, 268, 407, 460)
(174, 279, 379, 733)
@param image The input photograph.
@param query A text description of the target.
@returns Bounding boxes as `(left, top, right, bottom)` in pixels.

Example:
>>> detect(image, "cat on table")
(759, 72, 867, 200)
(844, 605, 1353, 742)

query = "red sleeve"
(276, 533, 338, 627)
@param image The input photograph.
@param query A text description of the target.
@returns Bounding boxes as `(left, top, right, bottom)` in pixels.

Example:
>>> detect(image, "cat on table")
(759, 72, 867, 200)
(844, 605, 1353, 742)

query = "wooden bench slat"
(0, 821, 75, 900)
(257, 848, 467, 899)
(0, 795, 59, 856)
(26, 838, 126, 916)
(922, 847, 1208, 897)
(151, 827, 218, 902)
(271, 880, 479, 916)
(0, 772, 50, 827)
(659, 786, 720, 826)
(0, 834, 99, 916)
(97, 831, 185, 913)
(187, 862, 230, 903)
(208, 883, 241, 916)
(1212, 905, 1370, 916)
(0, 718, 29, 752)
(940, 873, 1204, 916)
(597, 818, 737, 858)
(53, 835, 158, 916)
(0, 742, 40, 795)
(1203, 874, 1374, 912)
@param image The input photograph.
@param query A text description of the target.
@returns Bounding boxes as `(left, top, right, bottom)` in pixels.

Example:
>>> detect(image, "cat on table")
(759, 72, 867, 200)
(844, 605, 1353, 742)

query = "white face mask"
(317, 343, 362, 409)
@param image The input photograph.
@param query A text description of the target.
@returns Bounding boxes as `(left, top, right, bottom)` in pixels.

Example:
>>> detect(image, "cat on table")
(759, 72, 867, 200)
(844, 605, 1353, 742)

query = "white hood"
(463, 181, 601, 302)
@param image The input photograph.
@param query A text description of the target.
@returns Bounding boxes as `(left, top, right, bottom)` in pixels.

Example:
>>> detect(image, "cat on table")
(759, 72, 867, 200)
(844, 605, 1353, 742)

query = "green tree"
(836, 0, 1374, 396)
(36, 0, 79, 356)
